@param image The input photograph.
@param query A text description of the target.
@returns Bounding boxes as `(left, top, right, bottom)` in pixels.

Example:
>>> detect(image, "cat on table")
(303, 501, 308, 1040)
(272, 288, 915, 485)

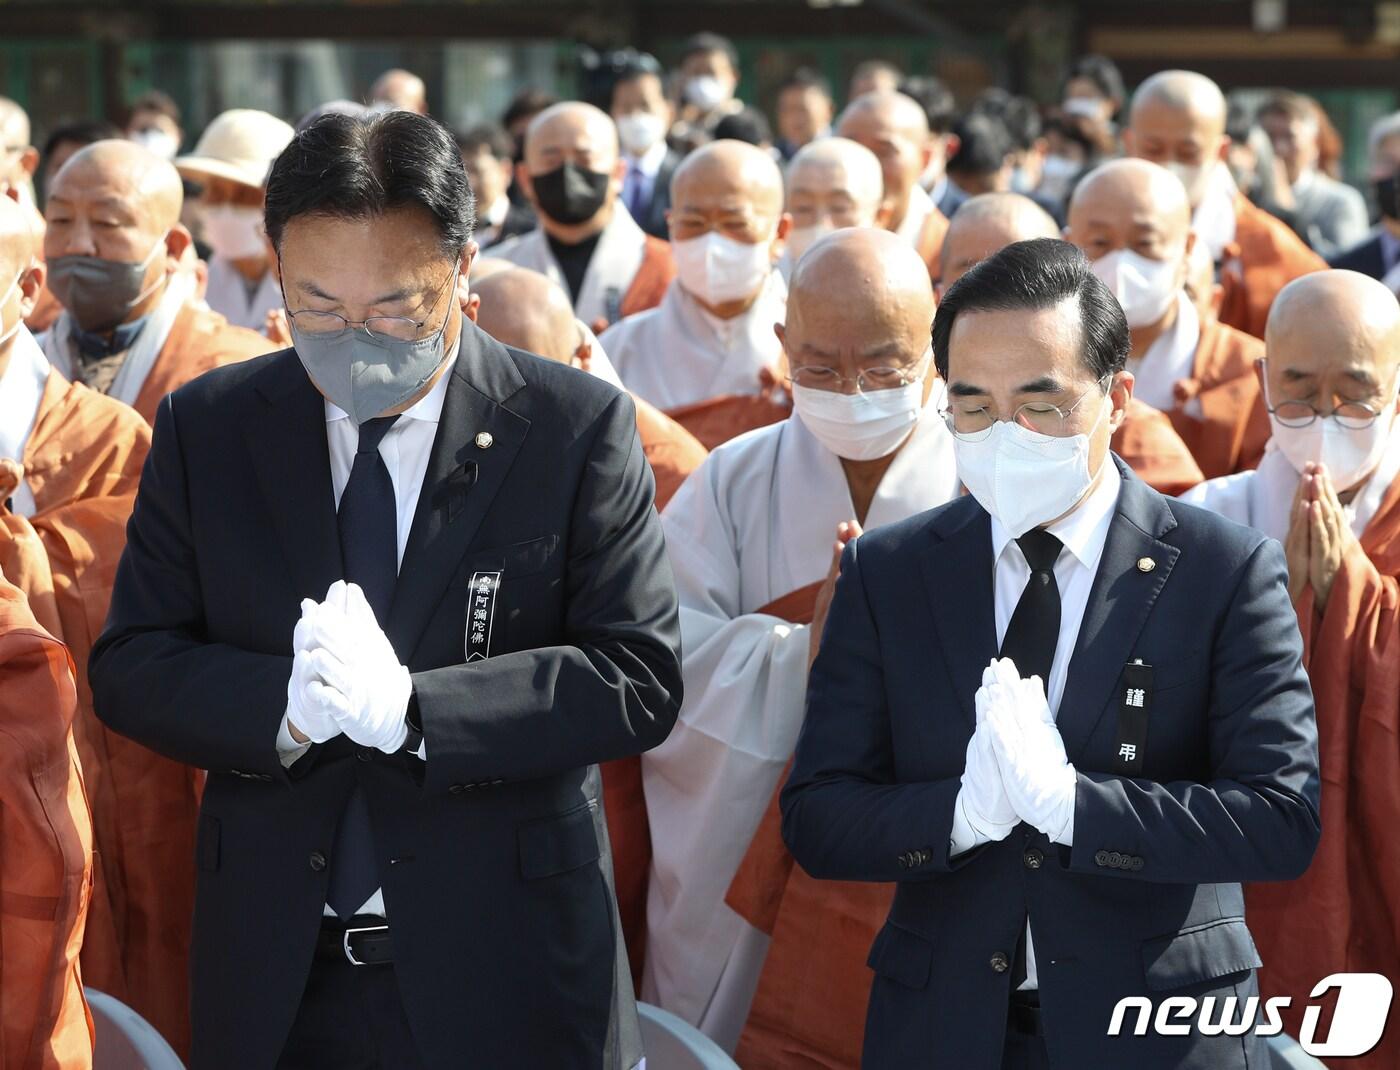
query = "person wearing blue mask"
(89, 109, 682, 1070)
(782, 237, 1319, 1069)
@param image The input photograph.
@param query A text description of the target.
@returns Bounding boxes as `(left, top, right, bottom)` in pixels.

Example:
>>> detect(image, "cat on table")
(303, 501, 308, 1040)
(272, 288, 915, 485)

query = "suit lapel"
(386, 324, 529, 661)
(1056, 463, 1180, 763)
(244, 351, 344, 600)
(921, 502, 997, 730)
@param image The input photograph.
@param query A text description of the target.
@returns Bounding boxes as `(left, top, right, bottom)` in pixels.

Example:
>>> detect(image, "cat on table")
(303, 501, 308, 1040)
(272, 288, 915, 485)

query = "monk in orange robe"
(472, 264, 706, 982)
(1185, 271, 1400, 1070)
(40, 140, 272, 426)
(0, 565, 95, 1070)
(1126, 69, 1325, 341)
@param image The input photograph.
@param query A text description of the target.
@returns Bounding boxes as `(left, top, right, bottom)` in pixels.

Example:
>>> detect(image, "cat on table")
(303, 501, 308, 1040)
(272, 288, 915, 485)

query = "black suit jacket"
(782, 460, 1320, 1069)
(633, 149, 681, 240)
(90, 322, 683, 1069)
(1328, 230, 1387, 278)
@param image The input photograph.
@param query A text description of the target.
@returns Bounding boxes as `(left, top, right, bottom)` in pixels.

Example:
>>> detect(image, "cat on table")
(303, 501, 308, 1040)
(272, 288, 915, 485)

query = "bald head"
(525, 102, 619, 171)
(370, 69, 427, 114)
(0, 98, 30, 149)
(836, 91, 932, 229)
(473, 267, 582, 364)
(672, 138, 785, 220)
(1265, 271, 1400, 485)
(837, 91, 930, 143)
(781, 228, 938, 412)
(0, 98, 36, 193)
(940, 193, 1059, 286)
(51, 140, 184, 231)
(1127, 71, 1228, 208)
(0, 196, 37, 279)
(786, 137, 884, 222)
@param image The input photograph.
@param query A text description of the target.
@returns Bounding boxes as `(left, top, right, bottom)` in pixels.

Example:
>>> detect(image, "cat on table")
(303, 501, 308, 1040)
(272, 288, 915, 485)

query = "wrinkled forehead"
(1130, 97, 1222, 144)
(527, 113, 616, 160)
(788, 160, 871, 198)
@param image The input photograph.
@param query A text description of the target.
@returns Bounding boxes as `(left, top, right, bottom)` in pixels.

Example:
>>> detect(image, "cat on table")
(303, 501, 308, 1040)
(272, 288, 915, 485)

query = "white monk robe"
(1179, 433, 1400, 544)
(485, 202, 650, 329)
(602, 272, 787, 412)
(893, 182, 936, 247)
(640, 389, 959, 1050)
(204, 255, 281, 333)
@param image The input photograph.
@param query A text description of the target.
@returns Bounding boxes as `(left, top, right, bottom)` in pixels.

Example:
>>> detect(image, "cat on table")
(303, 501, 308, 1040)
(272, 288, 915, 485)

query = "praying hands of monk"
(1284, 462, 1356, 612)
(808, 519, 862, 667)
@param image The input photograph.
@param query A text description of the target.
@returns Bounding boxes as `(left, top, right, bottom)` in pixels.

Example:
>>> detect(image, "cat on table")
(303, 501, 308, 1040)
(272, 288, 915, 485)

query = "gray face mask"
(288, 267, 459, 425)
(47, 238, 165, 332)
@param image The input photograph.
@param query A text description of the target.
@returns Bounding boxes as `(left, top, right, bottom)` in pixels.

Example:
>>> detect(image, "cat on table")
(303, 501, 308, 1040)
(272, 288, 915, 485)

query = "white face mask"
(953, 391, 1111, 537)
(1062, 97, 1105, 121)
(685, 75, 729, 112)
(616, 111, 666, 157)
(672, 231, 773, 306)
(785, 222, 834, 267)
(0, 268, 25, 348)
(131, 128, 180, 160)
(791, 352, 931, 461)
(1163, 160, 1209, 207)
(202, 204, 268, 261)
(1270, 409, 1398, 491)
(1089, 247, 1181, 329)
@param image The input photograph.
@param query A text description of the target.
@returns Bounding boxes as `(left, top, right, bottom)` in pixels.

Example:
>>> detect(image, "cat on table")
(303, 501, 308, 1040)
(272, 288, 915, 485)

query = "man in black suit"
(781, 238, 1320, 1069)
(89, 110, 682, 1069)
(609, 54, 681, 241)
(1328, 109, 1400, 289)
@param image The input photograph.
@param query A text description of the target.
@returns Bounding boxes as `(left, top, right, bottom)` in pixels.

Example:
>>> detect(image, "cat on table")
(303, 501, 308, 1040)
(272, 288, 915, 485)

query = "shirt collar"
(72, 314, 150, 360)
(485, 195, 510, 228)
(626, 140, 669, 177)
(325, 342, 458, 425)
(991, 453, 1122, 573)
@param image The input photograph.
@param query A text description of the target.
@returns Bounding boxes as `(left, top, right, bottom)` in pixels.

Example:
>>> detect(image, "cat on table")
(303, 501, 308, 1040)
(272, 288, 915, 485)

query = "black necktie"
(998, 526, 1062, 990)
(327, 414, 399, 919)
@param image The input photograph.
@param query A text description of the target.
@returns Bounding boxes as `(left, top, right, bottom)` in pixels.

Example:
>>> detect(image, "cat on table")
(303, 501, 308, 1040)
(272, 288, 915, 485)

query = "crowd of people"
(1, 29, 1398, 1069)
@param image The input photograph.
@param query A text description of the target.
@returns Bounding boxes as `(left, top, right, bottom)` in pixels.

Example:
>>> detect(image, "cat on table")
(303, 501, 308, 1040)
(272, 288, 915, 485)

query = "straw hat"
(175, 109, 295, 190)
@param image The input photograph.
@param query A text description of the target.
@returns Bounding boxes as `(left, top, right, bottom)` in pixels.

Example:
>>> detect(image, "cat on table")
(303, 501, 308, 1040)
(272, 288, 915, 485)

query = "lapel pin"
(1136, 557, 1156, 573)
(474, 432, 494, 450)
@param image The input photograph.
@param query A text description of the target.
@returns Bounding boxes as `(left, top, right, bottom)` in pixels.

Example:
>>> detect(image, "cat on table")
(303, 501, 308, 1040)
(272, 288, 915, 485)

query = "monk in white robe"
(485, 102, 673, 335)
(641, 229, 959, 1050)
(603, 139, 792, 448)
(777, 137, 885, 282)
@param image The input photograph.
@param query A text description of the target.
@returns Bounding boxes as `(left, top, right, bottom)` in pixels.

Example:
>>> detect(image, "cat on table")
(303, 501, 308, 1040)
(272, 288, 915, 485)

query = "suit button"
(1130, 856, 1144, 871)
(896, 854, 908, 869)
(1023, 848, 1044, 870)
(990, 951, 1010, 973)
(356, 749, 372, 762)
(1094, 850, 1109, 867)
(1107, 851, 1123, 868)
(308, 851, 327, 872)
(919, 849, 932, 864)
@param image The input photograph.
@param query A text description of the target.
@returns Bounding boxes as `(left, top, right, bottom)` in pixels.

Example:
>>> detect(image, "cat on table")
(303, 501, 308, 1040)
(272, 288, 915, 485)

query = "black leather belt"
(316, 917, 393, 967)
(1009, 990, 1043, 1036)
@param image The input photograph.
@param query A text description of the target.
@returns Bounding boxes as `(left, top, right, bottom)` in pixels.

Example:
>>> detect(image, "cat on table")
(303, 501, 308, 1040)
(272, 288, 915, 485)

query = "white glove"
(961, 660, 1022, 835)
(984, 665, 1077, 845)
(285, 596, 346, 744)
(308, 582, 412, 754)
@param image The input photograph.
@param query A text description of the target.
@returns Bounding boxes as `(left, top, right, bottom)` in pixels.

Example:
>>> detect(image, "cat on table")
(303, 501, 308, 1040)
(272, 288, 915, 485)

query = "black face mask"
(531, 163, 610, 225)
(1375, 175, 1400, 222)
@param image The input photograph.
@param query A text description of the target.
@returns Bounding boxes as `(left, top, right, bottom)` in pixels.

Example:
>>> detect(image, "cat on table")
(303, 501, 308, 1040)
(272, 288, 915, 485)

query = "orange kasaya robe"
(599, 394, 707, 985)
(1245, 475, 1400, 1070)
(718, 581, 888, 1070)
(4, 381, 199, 1057)
(1168, 318, 1269, 480)
(587, 236, 677, 338)
(1218, 193, 1327, 341)
(0, 570, 95, 1070)
(1112, 398, 1204, 497)
(124, 303, 274, 425)
(916, 205, 950, 281)
(664, 389, 792, 452)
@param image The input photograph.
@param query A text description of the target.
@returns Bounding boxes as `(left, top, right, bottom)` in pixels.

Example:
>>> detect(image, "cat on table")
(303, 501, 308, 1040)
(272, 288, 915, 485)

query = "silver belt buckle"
(342, 923, 389, 966)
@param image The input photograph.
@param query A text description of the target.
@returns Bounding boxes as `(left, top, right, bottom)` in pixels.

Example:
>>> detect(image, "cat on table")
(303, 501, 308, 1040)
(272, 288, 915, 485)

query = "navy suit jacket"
(89, 323, 683, 1069)
(781, 458, 1320, 1069)
(1328, 231, 1387, 278)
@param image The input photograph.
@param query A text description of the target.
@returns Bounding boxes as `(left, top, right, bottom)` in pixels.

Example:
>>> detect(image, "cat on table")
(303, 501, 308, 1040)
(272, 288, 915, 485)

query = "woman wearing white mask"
(175, 109, 294, 334)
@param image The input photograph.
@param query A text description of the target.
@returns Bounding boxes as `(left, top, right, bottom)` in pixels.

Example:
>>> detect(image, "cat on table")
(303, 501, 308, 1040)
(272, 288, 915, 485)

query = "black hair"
(455, 122, 514, 161)
(899, 75, 956, 135)
(932, 238, 1128, 384)
(41, 120, 122, 159)
(680, 33, 740, 72)
(1064, 55, 1126, 117)
(778, 67, 833, 102)
(972, 90, 1041, 151)
(945, 113, 1014, 178)
(501, 87, 558, 131)
(713, 109, 773, 147)
(126, 90, 181, 127)
(265, 110, 474, 257)
(605, 51, 665, 111)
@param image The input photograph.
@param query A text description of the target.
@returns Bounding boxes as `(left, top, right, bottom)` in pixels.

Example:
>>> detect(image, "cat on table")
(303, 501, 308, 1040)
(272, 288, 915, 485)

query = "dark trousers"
(1001, 1028, 1051, 1070)
(277, 953, 426, 1069)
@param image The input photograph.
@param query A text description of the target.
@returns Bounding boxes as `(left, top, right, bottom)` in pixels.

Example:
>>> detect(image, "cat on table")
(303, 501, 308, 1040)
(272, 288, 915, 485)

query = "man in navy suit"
(782, 238, 1320, 1069)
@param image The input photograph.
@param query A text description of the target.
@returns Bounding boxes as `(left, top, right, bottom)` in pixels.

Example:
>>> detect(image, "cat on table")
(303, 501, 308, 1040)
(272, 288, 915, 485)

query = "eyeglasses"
(940, 376, 1111, 441)
(284, 266, 459, 344)
(1263, 362, 1398, 429)
(788, 349, 931, 396)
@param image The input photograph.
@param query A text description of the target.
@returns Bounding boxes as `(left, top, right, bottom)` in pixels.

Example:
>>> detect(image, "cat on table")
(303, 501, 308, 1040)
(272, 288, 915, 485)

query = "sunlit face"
(785, 161, 880, 231)
(838, 109, 924, 205)
(669, 173, 784, 249)
(461, 147, 510, 211)
(1263, 318, 1400, 436)
(777, 85, 833, 148)
(1260, 111, 1319, 183)
(612, 74, 670, 123)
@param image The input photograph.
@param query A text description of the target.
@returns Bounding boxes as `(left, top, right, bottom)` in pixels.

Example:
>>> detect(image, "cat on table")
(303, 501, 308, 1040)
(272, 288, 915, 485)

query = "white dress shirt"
(276, 347, 457, 918)
(949, 458, 1123, 988)
(0, 328, 52, 517)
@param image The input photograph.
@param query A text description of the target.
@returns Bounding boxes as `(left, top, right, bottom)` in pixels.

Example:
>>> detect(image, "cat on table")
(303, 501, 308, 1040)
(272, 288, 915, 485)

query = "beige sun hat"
(175, 109, 295, 190)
